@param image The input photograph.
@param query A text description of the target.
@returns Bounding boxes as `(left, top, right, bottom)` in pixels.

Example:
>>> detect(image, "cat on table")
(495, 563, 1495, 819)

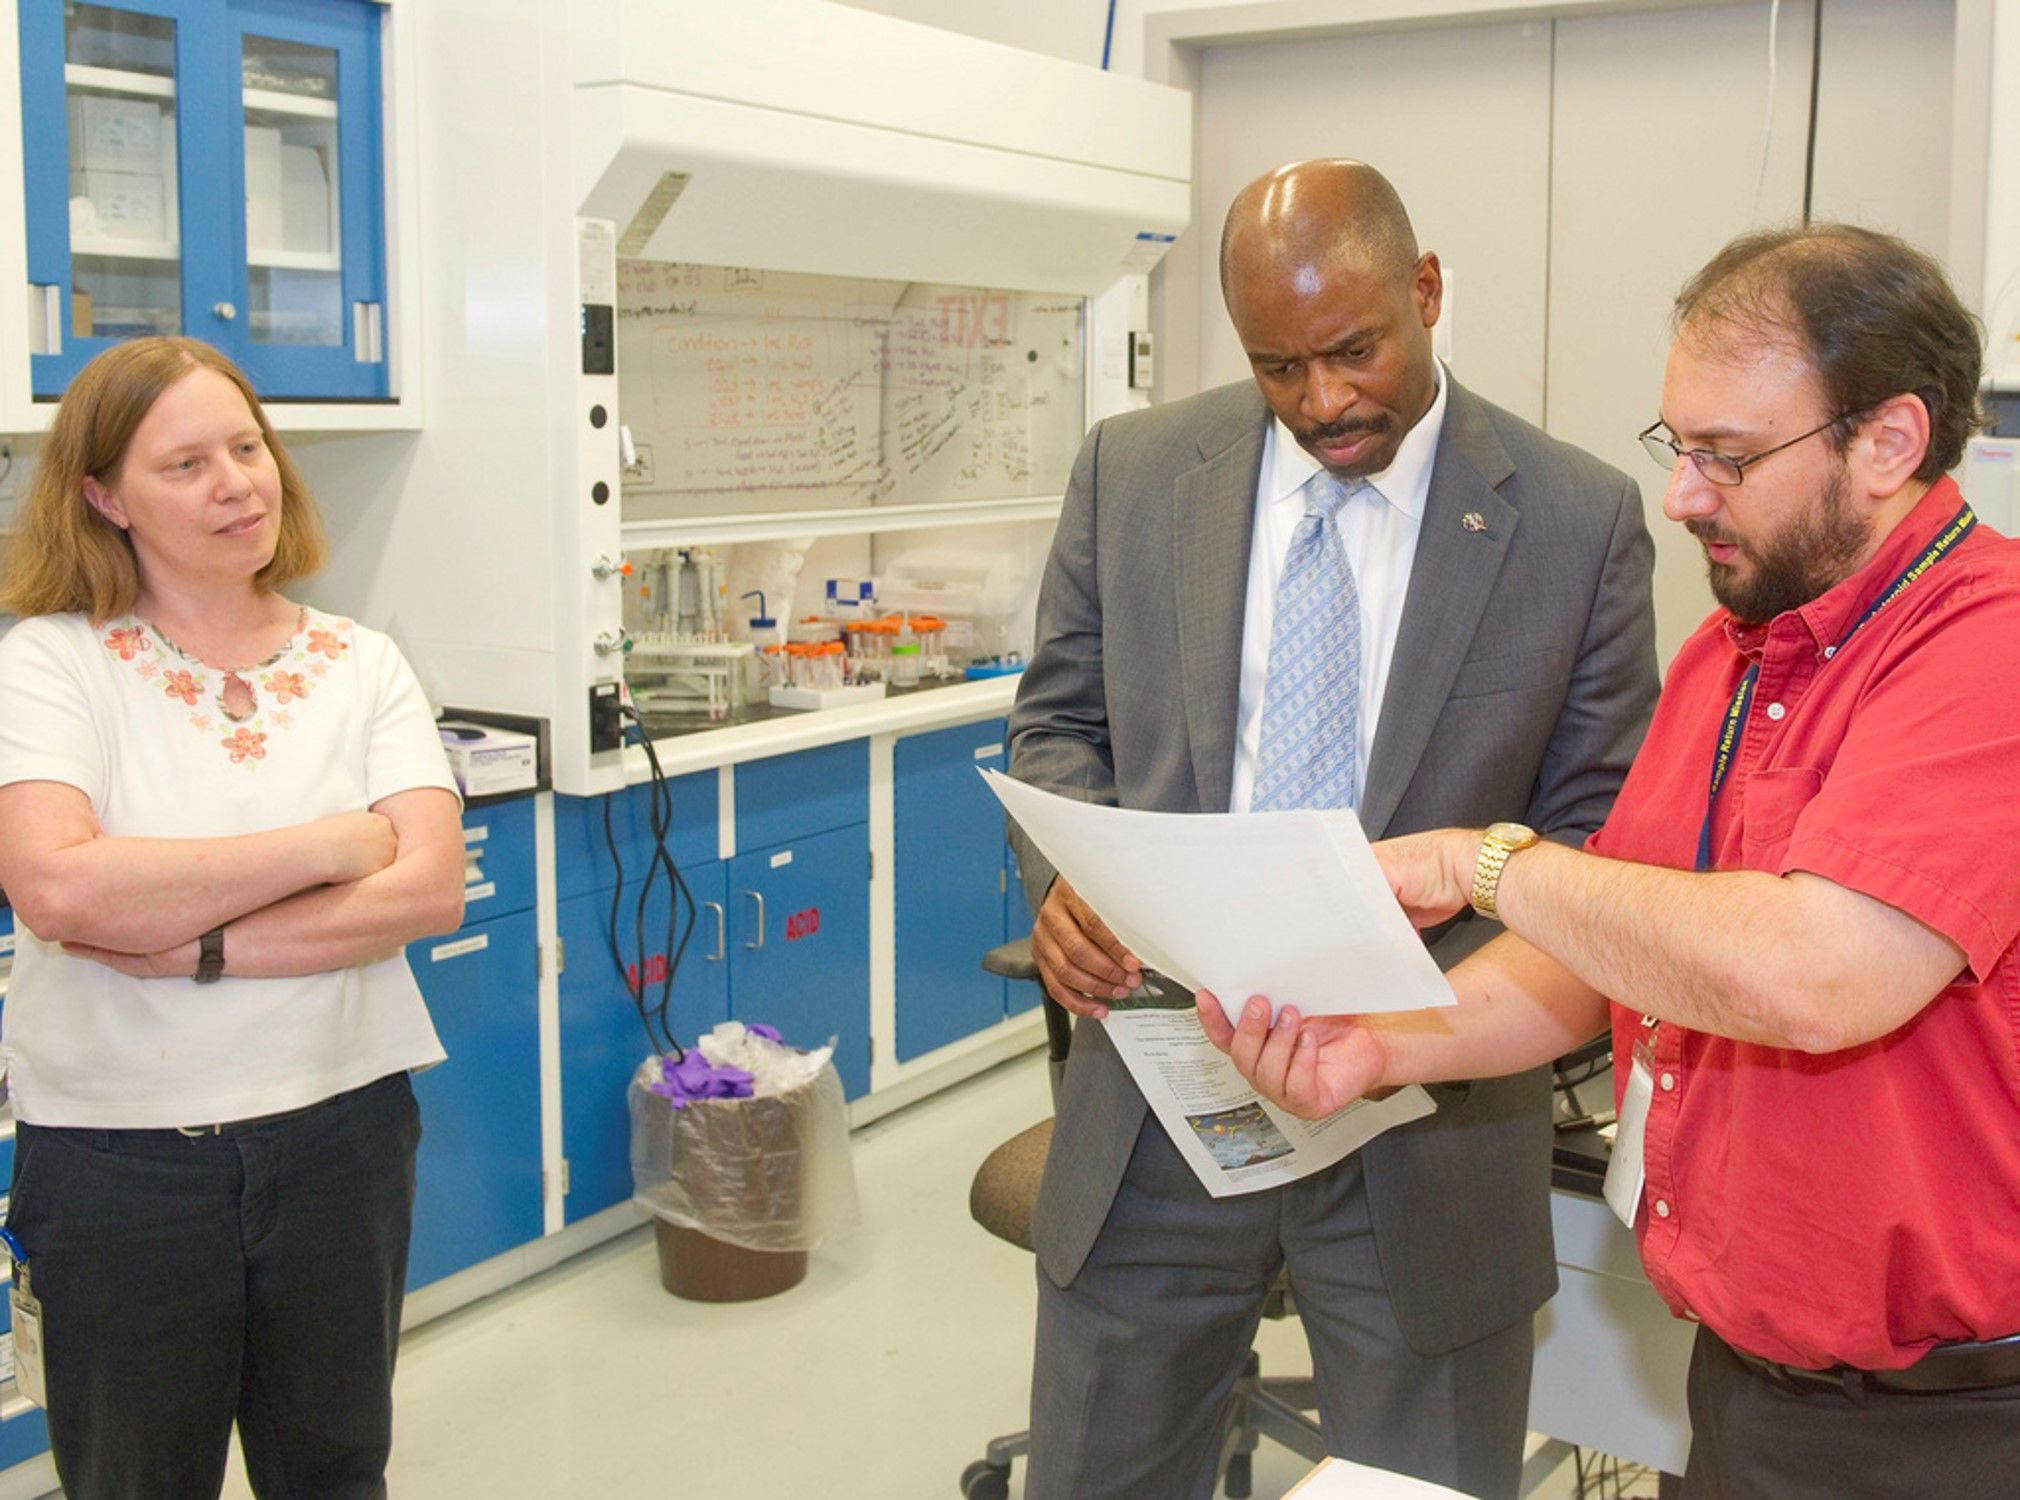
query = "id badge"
(1602, 1038, 1656, 1229)
(8, 1269, 44, 1409)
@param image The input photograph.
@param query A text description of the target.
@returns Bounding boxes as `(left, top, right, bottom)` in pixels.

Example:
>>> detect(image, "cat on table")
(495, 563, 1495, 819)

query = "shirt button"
(1655, 1199, 1672, 1219)
(1660, 1072, 1676, 1091)
(1765, 701, 1786, 721)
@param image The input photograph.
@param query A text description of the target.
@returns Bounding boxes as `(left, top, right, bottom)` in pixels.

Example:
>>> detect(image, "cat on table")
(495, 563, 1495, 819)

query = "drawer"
(554, 774, 718, 903)
(734, 741, 869, 851)
(460, 797, 537, 920)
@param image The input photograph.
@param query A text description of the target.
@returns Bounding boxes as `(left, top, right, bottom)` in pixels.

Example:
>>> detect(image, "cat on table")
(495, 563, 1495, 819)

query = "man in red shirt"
(1200, 222, 2020, 1497)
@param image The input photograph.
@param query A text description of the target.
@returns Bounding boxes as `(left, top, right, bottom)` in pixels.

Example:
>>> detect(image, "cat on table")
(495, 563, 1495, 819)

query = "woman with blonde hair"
(0, 337, 465, 1498)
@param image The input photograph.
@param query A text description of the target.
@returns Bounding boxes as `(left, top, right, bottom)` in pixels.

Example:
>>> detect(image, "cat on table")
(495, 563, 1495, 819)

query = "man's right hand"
(320, 811, 400, 884)
(1031, 875, 1142, 1019)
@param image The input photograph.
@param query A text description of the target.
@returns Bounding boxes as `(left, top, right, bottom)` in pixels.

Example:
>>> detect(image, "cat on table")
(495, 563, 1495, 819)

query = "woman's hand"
(61, 935, 201, 979)
(317, 810, 400, 884)
(1195, 989, 1391, 1119)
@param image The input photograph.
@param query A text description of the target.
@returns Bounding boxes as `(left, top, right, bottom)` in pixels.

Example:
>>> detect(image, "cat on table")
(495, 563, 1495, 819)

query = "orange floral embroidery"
(270, 708, 294, 729)
(263, 669, 309, 704)
(103, 625, 149, 661)
(161, 669, 201, 706)
(306, 628, 349, 659)
(135, 660, 159, 681)
(188, 715, 212, 732)
(309, 661, 329, 680)
(221, 728, 267, 765)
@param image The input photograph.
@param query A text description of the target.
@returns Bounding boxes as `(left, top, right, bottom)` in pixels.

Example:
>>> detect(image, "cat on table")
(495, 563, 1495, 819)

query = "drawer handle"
(703, 901, 726, 962)
(743, 890, 765, 950)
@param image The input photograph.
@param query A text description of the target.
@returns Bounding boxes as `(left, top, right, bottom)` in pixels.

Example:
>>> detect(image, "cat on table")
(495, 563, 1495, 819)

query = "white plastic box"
(438, 722, 539, 797)
(244, 125, 284, 251)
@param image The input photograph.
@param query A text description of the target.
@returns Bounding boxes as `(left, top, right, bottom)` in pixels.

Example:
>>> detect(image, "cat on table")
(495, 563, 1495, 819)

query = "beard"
(1691, 462, 1874, 626)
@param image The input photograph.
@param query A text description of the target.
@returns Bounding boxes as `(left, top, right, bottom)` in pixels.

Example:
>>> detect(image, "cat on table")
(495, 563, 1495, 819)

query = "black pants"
(1683, 1326, 2020, 1499)
(7, 1073, 422, 1500)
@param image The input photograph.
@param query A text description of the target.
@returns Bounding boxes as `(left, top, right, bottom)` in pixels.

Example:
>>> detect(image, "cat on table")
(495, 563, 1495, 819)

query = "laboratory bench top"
(626, 672, 1021, 783)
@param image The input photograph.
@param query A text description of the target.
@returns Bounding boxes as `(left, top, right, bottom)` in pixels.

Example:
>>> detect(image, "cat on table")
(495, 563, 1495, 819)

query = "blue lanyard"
(1695, 502, 1976, 871)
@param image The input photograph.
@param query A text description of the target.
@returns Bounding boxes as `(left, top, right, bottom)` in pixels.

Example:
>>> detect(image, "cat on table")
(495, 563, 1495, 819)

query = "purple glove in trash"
(649, 1051, 754, 1108)
(646, 1026, 784, 1108)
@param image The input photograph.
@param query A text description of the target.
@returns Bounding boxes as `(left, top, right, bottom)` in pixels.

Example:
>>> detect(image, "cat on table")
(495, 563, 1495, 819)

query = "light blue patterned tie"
(1251, 472, 1364, 811)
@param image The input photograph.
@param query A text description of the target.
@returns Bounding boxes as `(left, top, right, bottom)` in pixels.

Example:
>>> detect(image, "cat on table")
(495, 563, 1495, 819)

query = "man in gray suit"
(1006, 159, 1660, 1499)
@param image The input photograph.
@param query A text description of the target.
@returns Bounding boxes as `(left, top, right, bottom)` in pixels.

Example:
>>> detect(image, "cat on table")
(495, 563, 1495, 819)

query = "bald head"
(1219, 160, 1420, 294)
(1217, 159, 1441, 481)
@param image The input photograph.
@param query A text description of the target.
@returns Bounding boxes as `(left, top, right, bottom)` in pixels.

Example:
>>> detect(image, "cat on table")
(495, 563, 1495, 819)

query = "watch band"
(1470, 824, 1539, 920)
(194, 925, 226, 985)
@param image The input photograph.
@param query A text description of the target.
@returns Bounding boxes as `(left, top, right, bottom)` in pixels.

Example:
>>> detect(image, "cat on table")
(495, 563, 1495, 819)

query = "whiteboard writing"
(616, 260, 1083, 515)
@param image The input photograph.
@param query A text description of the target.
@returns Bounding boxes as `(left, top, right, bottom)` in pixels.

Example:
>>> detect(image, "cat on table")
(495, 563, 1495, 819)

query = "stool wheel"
(1223, 1450, 1253, 1499)
(960, 1459, 1011, 1500)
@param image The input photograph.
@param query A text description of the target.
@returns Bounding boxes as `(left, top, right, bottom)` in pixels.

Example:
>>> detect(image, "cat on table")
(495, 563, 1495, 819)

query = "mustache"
(1302, 416, 1391, 445)
(1686, 519, 1739, 549)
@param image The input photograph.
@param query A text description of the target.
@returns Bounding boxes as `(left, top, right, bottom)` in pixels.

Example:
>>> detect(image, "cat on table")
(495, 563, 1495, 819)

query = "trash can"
(653, 1222, 806, 1301)
(629, 1038, 858, 1304)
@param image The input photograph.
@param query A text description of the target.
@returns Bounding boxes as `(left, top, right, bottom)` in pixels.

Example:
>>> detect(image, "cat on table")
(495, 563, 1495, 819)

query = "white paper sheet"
(1096, 989, 1435, 1198)
(982, 770, 1453, 1022)
(1286, 1457, 1475, 1498)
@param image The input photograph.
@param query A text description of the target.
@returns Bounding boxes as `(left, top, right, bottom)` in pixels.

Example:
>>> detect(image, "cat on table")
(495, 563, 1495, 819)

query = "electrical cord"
(600, 703, 696, 1060)
(1800, 0, 1823, 223)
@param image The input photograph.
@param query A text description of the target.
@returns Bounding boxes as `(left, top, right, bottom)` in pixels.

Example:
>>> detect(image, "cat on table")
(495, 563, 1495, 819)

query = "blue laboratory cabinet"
(0, 1128, 51, 1474)
(18, 0, 389, 399)
(893, 719, 1019, 1061)
(404, 800, 542, 1290)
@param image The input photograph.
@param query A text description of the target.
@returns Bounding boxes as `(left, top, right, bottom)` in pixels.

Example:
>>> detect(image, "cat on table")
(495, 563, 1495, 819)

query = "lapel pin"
(1461, 512, 1486, 533)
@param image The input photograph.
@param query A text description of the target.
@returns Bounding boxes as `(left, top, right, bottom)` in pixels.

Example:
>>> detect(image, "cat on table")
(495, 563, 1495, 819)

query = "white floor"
(203, 1048, 1644, 1500)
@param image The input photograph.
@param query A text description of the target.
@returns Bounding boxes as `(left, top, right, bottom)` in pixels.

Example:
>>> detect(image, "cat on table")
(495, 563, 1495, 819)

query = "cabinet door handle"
(743, 890, 765, 950)
(29, 284, 61, 356)
(353, 301, 384, 363)
(703, 901, 725, 962)
(211, 301, 238, 322)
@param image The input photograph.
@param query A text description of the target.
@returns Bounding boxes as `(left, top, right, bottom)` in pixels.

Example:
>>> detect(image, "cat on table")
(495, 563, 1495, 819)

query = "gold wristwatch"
(1470, 822, 1539, 919)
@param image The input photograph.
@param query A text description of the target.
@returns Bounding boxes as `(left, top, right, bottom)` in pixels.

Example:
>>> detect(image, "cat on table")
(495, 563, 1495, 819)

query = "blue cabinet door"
(0, 1124, 50, 1468)
(728, 827, 871, 1099)
(226, 0, 386, 397)
(20, 0, 223, 395)
(893, 720, 1011, 1060)
(406, 908, 542, 1290)
(555, 868, 731, 1225)
(18, 0, 387, 400)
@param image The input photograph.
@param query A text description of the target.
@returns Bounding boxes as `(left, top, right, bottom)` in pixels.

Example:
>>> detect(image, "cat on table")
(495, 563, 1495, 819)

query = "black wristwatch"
(195, 925, 227, 985)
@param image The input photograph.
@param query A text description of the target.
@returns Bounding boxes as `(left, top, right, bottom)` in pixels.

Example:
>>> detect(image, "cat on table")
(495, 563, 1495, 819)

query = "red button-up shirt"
(1589, 478, 2020, 1370)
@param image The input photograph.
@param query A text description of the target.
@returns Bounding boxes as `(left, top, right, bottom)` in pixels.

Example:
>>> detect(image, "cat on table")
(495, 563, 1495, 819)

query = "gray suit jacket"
(1007, 376, 1659, 1356)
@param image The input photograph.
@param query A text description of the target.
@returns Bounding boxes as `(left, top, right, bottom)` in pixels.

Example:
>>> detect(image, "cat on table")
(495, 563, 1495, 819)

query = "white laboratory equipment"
(551, 0, 1189, 793)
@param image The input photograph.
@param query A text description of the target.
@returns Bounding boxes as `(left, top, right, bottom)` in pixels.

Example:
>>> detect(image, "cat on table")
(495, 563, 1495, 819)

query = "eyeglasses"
(1637, 413, 1852, 487)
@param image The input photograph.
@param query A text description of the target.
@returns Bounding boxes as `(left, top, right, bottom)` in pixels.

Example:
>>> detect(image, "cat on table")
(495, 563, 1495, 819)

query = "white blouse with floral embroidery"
(0, 606, 457, 1128)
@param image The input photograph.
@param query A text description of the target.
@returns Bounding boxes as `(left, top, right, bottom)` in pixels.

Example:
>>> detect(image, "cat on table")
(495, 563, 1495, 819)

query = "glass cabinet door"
(64, 4, 181, 339)
(229, 0, 384, 398)
(240, 32, 341, 349)
(21, 0, 213, 395)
